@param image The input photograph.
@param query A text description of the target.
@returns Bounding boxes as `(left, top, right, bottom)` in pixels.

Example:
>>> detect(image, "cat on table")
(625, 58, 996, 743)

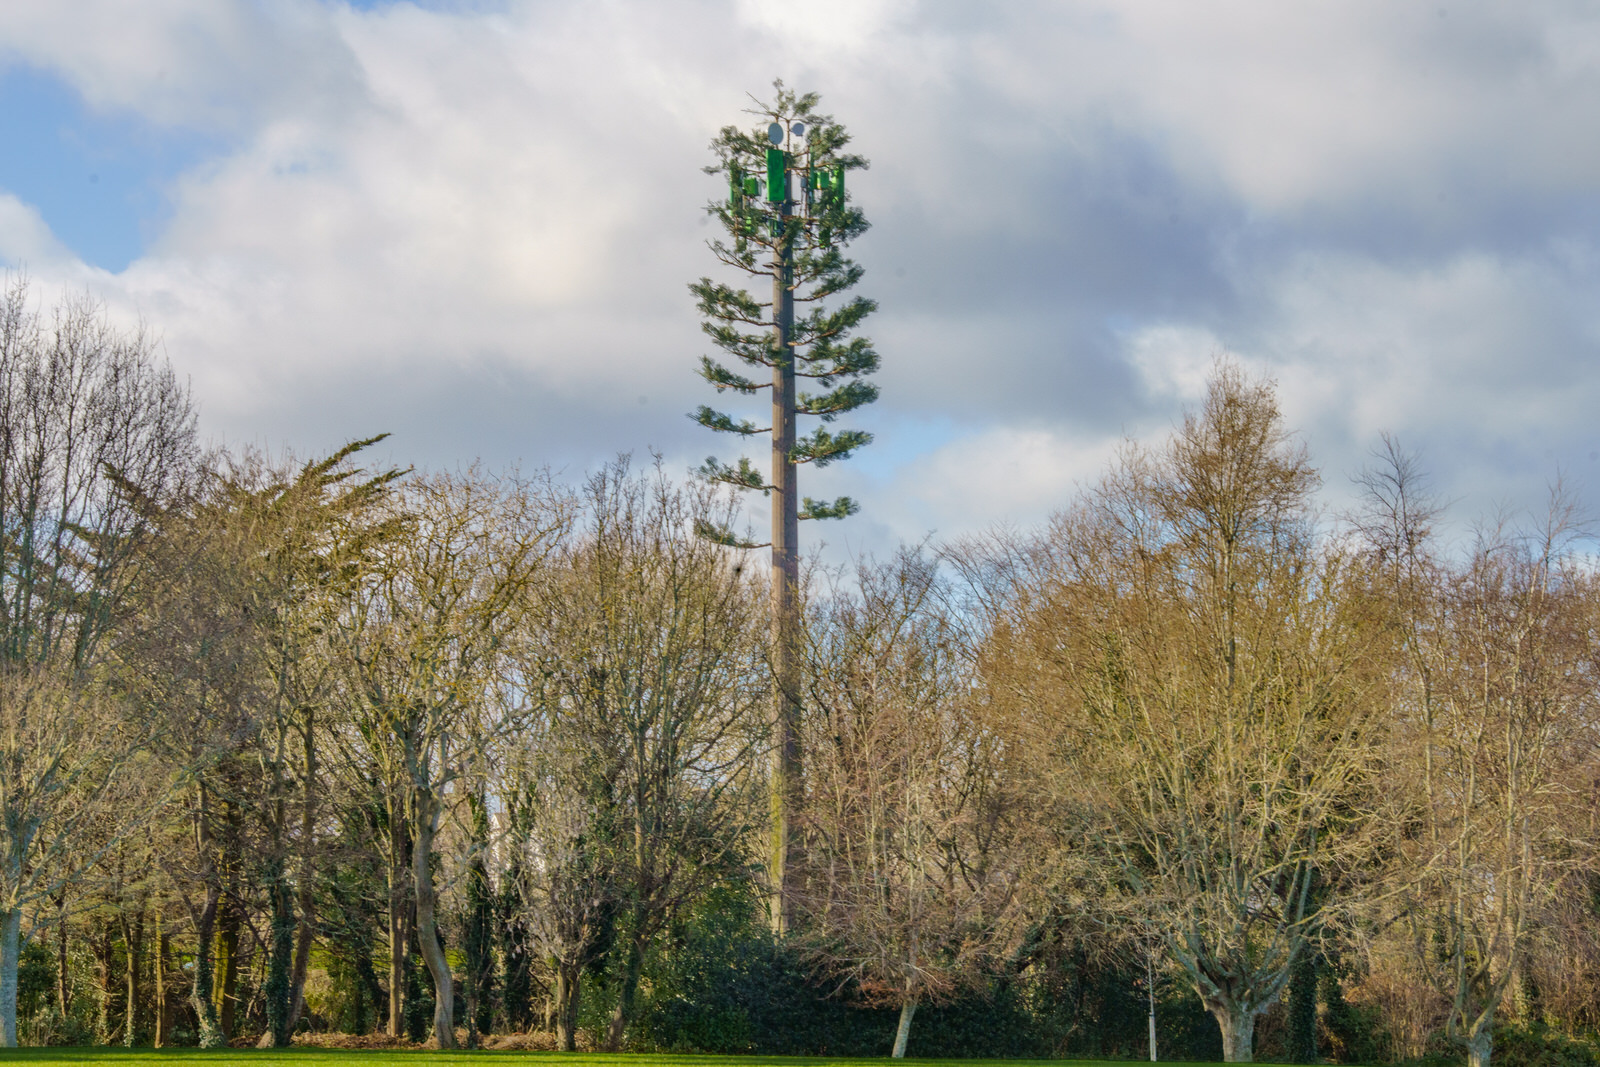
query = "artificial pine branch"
(692, 406, 769, 436)
(690, 278, 770, 324)
(798, 496, 860, 521)
(793, 296, 876, 343)
(701, 322, 779, 366)
(697, 456, 773, 493)
(791, 428, 873, 467)
(796, 381, 879, 421)
(698, 357, 765, 394)
(796, 336, 880, 381)
(692, 518, 770, 549)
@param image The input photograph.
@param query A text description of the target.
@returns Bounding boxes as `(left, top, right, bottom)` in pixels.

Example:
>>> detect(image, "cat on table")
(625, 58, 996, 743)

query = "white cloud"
(889, 425, 1124, 537)
(1125, 324, 1225, 403)
(0, 0, 361, 130)
(0, 195, 80, 271)
(2, 0, 1600, 556)
(735, 0, 918, 56)
(1197, 247, 1600, 525)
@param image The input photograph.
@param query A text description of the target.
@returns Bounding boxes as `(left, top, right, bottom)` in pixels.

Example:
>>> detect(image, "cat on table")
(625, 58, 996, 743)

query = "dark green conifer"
(497, 873, 533, 1032)
(463, 794, 496, 1046)
(1287, 944, 1319, 1063)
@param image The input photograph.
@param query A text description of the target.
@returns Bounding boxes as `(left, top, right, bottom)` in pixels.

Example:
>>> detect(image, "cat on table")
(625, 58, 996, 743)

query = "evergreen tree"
(463, 794, 496, 1046)
(1287, 871, 1323, 1064)
(690, 82, 878, 933)
(497, 866, 533, 1032)
(1286, 945, 1319, 1063)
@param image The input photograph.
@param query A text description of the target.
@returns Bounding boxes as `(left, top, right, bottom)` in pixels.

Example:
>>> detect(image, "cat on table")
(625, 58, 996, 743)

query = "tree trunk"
(0, 907, 21, 1048)
(285, 706, 318, 1036)
(1467, 1027, 1492, 1067)
(185, 883, 224, 1048)
(1214, 1004, 1257, 1063)
(553, 963, 580, 1051)
(604, 931, 646, 1051)
(1287, 944, 1319, 1064)
(120, 906, 144, 1046)
(404, 925, 428, 1042)
(386, 795, 408, 1039)
(263, 869, 295, 1047)
(54, 893, 68, 1023)
(413, 797, 455, 1048)
(217, 896, 240, 1039)
(285, 910, 313, 1038)
(92, 922, 113, 1042)
(387, 894, 404, 1037)
(355, 951, 384, 1036)
(892, 998, 917, 1059)
(186, 782, 226, 1049)
(155, 928, 172, 1048)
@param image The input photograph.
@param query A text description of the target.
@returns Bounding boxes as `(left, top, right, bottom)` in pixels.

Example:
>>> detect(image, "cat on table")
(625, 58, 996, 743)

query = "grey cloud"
(7, 0, 1600, 557)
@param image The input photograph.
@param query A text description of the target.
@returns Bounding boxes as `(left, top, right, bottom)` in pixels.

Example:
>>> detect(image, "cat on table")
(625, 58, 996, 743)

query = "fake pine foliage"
(691, 82, 879, 545)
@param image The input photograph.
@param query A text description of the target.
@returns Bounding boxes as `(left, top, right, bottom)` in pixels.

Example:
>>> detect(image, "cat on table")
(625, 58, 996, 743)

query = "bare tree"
(0, 673, 164, 1048)
(502, 458, 765, 1050)
(0, 278, 196, 1047)
(333, 468, 564, 1047)
(984, 364, 1394, 1062)
(499, 731, 619, 1050)
(799, 550, 1026, 1058)
(1385, 491, 1600, 1067)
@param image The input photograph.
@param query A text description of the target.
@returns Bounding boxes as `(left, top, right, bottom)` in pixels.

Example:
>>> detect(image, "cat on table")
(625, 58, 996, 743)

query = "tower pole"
(769, 152, 800, 935)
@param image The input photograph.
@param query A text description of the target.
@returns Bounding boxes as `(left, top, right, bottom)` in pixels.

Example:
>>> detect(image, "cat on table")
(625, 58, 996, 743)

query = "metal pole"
(1147, 941, 1158, 1062)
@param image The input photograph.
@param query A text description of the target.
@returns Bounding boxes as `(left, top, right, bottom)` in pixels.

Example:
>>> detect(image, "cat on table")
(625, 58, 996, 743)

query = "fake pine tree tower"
(691, 83, 879, 934)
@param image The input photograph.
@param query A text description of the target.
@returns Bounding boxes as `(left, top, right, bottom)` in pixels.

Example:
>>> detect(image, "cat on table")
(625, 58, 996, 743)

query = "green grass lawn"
(0, 1053, 1244, 1067)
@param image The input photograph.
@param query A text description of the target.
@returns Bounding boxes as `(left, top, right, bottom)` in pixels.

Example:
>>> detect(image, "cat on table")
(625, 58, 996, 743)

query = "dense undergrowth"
(19, 885, 1600, 1066)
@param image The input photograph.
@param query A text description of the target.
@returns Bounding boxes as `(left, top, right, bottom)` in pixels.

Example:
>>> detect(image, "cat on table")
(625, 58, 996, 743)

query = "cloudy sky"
(2, 0, 1598, 555)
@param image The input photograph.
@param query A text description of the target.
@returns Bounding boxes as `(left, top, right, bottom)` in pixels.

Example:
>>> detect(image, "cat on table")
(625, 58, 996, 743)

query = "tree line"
(2, 279, 1598, 1067)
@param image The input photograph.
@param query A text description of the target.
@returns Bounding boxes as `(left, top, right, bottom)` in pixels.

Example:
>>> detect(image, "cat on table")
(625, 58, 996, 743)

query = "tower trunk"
(769, 183, 800, 936)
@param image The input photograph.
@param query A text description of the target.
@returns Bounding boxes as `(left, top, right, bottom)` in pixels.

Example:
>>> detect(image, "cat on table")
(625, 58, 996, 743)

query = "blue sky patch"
(0, 65, 227, 272)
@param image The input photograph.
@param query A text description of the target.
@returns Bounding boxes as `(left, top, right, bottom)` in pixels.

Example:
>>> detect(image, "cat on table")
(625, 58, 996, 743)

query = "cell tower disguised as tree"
(690, 83, 878, 933)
